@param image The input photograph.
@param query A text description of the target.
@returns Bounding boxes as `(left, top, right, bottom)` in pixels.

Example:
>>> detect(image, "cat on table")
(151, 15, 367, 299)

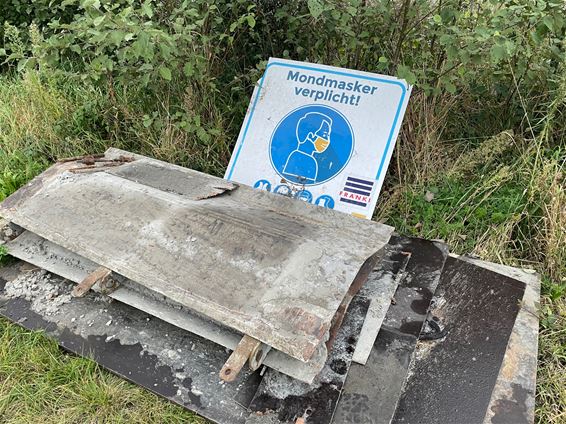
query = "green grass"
(0, 71, 564, 423)
(0, 319, 203, 424)
(537, 280, 566, 424)
(0, 246, 8, 264)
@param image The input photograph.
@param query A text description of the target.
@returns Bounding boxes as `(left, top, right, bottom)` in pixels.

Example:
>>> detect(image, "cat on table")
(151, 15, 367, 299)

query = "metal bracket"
(248, 343, 271, 372)
(219, 335, 262, 382)
(99, 276, 120, 295)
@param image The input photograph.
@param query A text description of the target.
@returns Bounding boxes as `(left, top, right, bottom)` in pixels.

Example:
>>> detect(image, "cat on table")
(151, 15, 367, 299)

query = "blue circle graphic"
(270, 105, 354, 186)
(296, 190, 313, 203)
(274, 184, 291, 196)
(253, 179, 272, 192)
(315, 195, 335, 209)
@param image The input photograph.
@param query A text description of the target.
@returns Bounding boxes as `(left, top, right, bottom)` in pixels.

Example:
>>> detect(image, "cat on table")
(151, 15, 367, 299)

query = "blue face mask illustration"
(282, 112, 334, 183)
(270, 104, 354, 186)
(312, 120, 331, 153)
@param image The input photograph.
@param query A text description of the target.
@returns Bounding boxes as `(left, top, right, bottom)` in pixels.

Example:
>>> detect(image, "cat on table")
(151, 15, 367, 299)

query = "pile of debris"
(0, 149, 539, 424)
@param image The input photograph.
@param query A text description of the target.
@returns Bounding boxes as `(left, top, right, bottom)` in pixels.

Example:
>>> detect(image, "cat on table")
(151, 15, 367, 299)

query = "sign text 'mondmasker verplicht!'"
(287, 70, 378, 106)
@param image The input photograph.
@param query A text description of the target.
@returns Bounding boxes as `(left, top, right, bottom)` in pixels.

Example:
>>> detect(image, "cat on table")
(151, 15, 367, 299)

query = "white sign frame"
(225, 58, 412, 219)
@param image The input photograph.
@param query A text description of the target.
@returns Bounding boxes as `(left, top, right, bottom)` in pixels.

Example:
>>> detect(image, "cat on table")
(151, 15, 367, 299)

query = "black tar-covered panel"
(334, 236, 449, 424)
(392, 256, 526, 424)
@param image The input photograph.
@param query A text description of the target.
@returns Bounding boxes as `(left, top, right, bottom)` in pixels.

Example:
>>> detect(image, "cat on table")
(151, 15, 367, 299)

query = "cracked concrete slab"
(0, 149, 394, 363)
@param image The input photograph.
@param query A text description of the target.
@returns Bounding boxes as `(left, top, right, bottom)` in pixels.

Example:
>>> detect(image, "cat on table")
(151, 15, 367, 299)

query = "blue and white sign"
(270, 105, 354, 185)
(226, 58, 412, 219)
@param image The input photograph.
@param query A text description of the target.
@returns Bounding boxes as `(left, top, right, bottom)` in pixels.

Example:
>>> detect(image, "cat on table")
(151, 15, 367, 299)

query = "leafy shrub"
(0, 0, 564, 176)
(0, 0, 77, 48)
(1, 0, 264, 173)
(2, 1, 563, 147)
(0, 151, 47, 201)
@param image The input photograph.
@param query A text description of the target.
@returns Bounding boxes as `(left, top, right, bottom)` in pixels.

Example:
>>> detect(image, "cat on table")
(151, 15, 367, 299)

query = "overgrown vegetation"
(0, 0, 564, 423)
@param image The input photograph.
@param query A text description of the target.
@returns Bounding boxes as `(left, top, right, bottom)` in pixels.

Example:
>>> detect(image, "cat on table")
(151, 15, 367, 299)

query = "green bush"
(0, 0, 77, 50)
(2, 1, 565, 138)
(0, 0, 76, 27)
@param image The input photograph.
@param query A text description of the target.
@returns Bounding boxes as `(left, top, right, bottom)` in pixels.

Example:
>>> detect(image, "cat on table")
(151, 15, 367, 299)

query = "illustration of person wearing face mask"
(282, 112, 332, 183)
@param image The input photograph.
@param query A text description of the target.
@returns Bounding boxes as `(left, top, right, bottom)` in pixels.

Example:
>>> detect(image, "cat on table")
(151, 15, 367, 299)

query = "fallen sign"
(0, 148, 394, 382)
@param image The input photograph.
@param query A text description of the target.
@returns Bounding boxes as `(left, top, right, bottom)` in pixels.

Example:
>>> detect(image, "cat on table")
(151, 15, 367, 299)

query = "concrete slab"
(5, 230, 327, 383)
(0, 149, 394, 362)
